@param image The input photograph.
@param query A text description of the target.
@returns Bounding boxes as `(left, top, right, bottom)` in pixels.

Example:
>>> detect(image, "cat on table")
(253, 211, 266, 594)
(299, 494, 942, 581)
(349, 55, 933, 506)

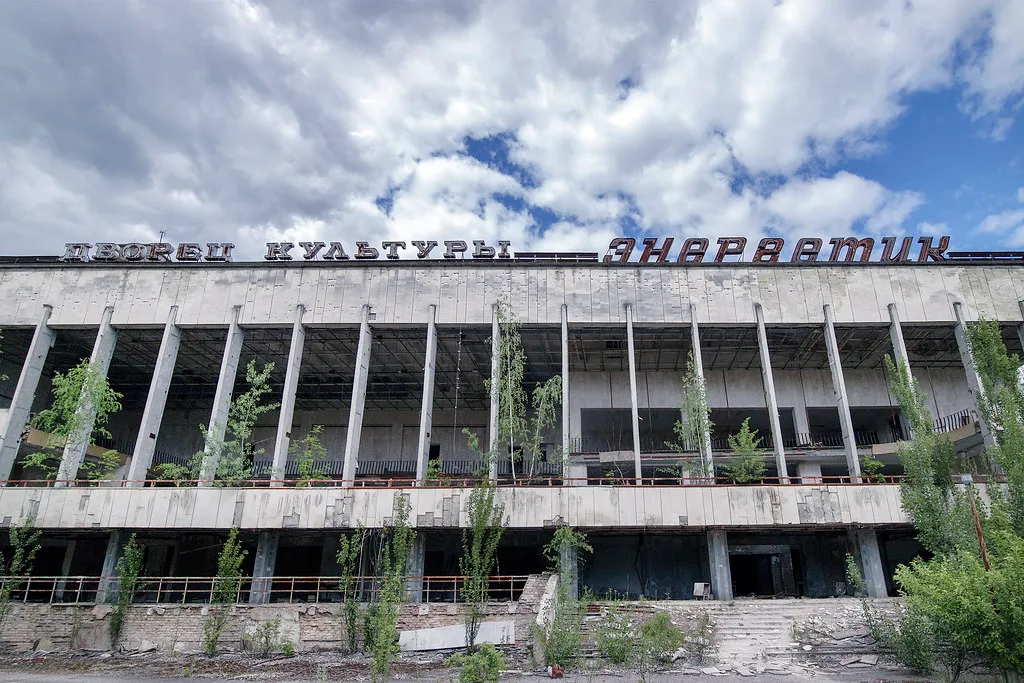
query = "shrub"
(242, 618, 282, 657)
(596, 604, 633, 665)
(635, 611, 685, 677)
(448, 643, 505, 683)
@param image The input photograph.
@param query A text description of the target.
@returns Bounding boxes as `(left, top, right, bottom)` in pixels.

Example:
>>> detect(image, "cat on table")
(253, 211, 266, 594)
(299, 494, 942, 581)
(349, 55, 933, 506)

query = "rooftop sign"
(59, 235, 962, 264)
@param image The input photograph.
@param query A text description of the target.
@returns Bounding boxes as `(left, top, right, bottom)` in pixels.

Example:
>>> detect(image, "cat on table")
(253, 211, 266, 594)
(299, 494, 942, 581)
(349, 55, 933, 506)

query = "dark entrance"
(730, 554, 775, 596)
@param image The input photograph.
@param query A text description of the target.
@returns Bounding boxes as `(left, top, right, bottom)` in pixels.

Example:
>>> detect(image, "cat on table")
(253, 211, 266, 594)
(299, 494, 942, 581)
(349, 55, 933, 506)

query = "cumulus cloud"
(0, 0, 1021, 259)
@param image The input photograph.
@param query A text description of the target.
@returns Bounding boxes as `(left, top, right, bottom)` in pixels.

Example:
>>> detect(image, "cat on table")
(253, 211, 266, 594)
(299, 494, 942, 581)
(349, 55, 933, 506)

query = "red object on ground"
(550, 664, 564, 678)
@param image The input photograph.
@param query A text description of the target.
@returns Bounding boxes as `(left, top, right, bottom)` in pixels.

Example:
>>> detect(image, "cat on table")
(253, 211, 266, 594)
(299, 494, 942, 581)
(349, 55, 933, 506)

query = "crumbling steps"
(712, 602, 800, 664)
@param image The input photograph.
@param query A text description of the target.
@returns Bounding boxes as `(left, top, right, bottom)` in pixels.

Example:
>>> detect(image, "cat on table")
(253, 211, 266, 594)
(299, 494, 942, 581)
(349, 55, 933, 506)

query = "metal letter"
(355, 242, 379, 259)
(177, 243, 202, 261)
(603, 238, 635, 263)
(147, 243, 173, 262)
(264, 243, 295, 261)
(917, 236, 950, 262)
(677, 238, 708, 263)
(472, 240, 495, 258)
(120, 243, 147, 261)
(497, 240, 511, 259)
(299, 242, 326, 260)
(415, 305, 437, 483)
(61, 243, 92, 262)
(790, 238, 821, 262)
(93, 243, 120, 261)
(411, 240, 438, 258)
(823, 303, 862, 481)
(880, 236, 913, 262)
(443, 240, 468, 259)
(204, 243, 234, 261)
(382, 241, 407, 259)
(754, 302, 789, 481)
(639, 237, 674, 263)
(323, 242, 350, 260)
(753, 238, 784, 262)
(828, 237, 874, 262)
(272, 305, 306, 481)
(714, 237, 746, 262)
(625, 304, 642, 484)
(342, 305, 373, 482)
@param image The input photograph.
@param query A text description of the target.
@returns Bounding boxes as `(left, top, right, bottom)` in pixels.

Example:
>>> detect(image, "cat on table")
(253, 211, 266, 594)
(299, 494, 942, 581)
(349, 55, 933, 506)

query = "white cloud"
(978, 208, 1024, 234)
(0, 0, 1021, 257)
(1017, 187, 1024, 202)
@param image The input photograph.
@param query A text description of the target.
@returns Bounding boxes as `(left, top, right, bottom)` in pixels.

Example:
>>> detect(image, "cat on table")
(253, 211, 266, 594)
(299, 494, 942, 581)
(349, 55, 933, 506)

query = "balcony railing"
(571, 427, 906, 455)
(0, 574, 531, 605)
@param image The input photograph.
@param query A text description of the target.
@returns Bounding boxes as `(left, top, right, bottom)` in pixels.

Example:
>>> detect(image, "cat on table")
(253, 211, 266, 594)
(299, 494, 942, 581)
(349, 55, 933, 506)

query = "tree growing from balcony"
(157, 361, 279, 486)
(22, 359, 124, 480)
(723, 418, 765, 484)
(291, 424, 329, 486)
(666, 352, 714, 480)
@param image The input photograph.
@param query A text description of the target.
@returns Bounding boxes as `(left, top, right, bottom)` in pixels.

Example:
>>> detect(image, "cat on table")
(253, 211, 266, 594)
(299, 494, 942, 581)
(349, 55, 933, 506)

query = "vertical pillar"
(822, 304, 862, 482)
(887, 304, 914, 440)
(561, 304, 571, 480)
(54, 540, 77, 600)
(406, 533, 426, 603)
(271, 305, 306, 481)
(200, 305, 245, 483)
(125, 306, 181, 485)
(796, 460, 823, 483)
(488, 304, 500, 481)
(852, 528, 887, 598)
(689, 305, 714, 479)
(56, 306, 118, 484)
(250, 532, 279, 604)
(707, 529, 732, 601)
(559, 544, 578, 600)
(793, 407, 811, 445)
(625, 304, 643, 484)
(754, 303, 789, 481)
(342, 305, 372, 483)
(96, 531, 122, 603)
(953, 302, 997, 449)
(0, 306, 56, 480)
(415, 306, 437, 483)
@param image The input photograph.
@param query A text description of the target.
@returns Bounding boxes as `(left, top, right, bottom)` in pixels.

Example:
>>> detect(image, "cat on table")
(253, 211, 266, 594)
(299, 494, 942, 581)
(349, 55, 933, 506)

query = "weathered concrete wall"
(0, 483, 910, 531)
(0, 263, 1020, 328)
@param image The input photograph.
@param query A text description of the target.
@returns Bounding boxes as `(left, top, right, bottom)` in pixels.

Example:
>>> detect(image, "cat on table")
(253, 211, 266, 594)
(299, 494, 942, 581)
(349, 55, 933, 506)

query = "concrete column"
(953, 302, 997, 449)
(561, 304, 571, 480)
(271, 305, 306, 482)
(793, 407, 811, 444)
(200, 305, 245, 483)
(125, 306, 182, 485)
(625, 304, 643, 484)
(406, 533, 426, 603)
(689, 305, 714, 479)
(54, 540, 77, 600)
(852, 528, 888, 598)
(1017, 301, 1024, 359)
(0, 306, 56, 480)
(342, 305, 372, 483)
(96, 531, 122, 603)
(796, 460, 823, 483)
(887, 304, 914, 440)
(707, 529, 732, 601)
(56, 306, 118, 484)
(822, 304, 862, 482)
(250, 532, 279, 604)
(559, 544, 578, 600)
(415, 306, 438, 483)
(754, 303, 789, 481)
(488, 304, 500, 481)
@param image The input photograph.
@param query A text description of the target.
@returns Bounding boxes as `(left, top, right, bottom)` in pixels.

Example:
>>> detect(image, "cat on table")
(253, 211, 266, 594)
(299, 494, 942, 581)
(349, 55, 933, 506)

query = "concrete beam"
(250, 532, 279, 604)
(754, 303, 789, 481)
(561, 304, 570, 480)
(796, 460, 823, 483)
(271, 305, 306, 482)
(0, 305, 55, 480)
(96, 531, 122, 604)
(406, 533, 426, 603)
(823, 304, 862, 482)
(415, 306, 437, 484)
(1018, 301, 1024, 359)
(689, 304, 714, 479)
(625, 304, 642, 484)
(887, 303, 914, 440)
(953, 302, 997, 448)
(488, 303, 500, 481)
(56, 306, 118, 484)
(200, 305, 244, 484)
(707, 530, 732, 601)
(125, 307, 182, 485)
(342, 305, 372, 483)
(852, 528, 888, 598)
(54, 540, 76, 601)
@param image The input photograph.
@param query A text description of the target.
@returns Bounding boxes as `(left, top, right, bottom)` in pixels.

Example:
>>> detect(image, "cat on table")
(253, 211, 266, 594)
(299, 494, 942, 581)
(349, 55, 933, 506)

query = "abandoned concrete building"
(0, 249, 1016, 609)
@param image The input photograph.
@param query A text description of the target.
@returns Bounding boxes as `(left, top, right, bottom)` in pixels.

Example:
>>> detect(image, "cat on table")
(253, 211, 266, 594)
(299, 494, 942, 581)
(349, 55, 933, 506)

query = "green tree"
(368, 497, 415, 682)
(0, 516, 41, 628)
(108, 534, 145, 648)
(292, 424, 329, 485)
(336, 529, 365, 653)
(540, 527, 593, 669)
(723, 418, 765, 484)
(23, 359, 123, 480)
(202, 528, 247, 656)
(666, 353, 714, 479)
(460, 482, 506, 651)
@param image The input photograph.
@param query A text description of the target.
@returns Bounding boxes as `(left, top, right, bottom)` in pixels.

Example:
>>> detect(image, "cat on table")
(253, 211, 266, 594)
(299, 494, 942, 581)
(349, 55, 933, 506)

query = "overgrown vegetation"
(448, 642, 505, 683)
(460, 482, 506, 651)
(593, 601, 686, 680)
(23, 359, 124, 480)
(723, 418, 765, 484)
(0, 516, 41, 629)
(158, 361, 278, 485)
(108, 534, 144, 649)
(424, 458, 444, 485)
(540, 527, 593, 670)
(366, 496, 415, 682)
(291, 424, 329, 485)
(860, 452, 886, 483)
(665, 352, 714, 479)
(202, 528, 247, 656)
(335, 529, 365, 653)
(243, 617, 291, 657)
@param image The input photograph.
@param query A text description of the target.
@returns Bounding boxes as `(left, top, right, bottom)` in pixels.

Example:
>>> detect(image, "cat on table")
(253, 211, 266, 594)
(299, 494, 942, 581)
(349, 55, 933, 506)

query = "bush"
(872, 608, 935, 674)
(242, 618, 282, 657)
(637, 611, 685, 665)
(544, 591, 584, 668)
(448, 643, 505, 683)
(596, 604, 633, 665)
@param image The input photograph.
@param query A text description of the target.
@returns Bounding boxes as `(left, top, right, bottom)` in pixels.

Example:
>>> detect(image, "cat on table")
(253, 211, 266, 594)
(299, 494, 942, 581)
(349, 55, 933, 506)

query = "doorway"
(730, 554, 776, 596)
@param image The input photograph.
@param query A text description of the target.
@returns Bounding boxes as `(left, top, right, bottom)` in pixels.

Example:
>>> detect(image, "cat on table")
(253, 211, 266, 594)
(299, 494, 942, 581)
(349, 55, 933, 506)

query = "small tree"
(292, 425, 329, 485)
(336, 529, 365, 653)
(723, 418, 765, 484)
(460, 482, 506, 651)
(109, 534, 145, 648)
(0, 516, 41, 628)
(368, 497, 415, 682)
(666, 353, 714, 479)
(23, 359, 123, 480)
(541, 527, 593, 669)
(202, 528, 247, 656)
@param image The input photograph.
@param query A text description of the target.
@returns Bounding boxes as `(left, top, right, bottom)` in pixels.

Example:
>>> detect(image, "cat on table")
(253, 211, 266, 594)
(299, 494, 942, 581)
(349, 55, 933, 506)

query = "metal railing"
(934, 408, 975, 435)
(0, 574, 530, 605)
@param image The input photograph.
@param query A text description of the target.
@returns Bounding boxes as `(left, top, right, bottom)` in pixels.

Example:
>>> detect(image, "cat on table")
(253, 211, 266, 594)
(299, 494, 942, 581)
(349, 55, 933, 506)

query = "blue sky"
(0, 1, 1022, 259)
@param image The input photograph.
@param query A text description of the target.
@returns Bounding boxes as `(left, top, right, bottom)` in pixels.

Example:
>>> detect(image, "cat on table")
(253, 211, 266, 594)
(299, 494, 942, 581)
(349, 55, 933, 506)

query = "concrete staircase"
(711, 601, 800, 664)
